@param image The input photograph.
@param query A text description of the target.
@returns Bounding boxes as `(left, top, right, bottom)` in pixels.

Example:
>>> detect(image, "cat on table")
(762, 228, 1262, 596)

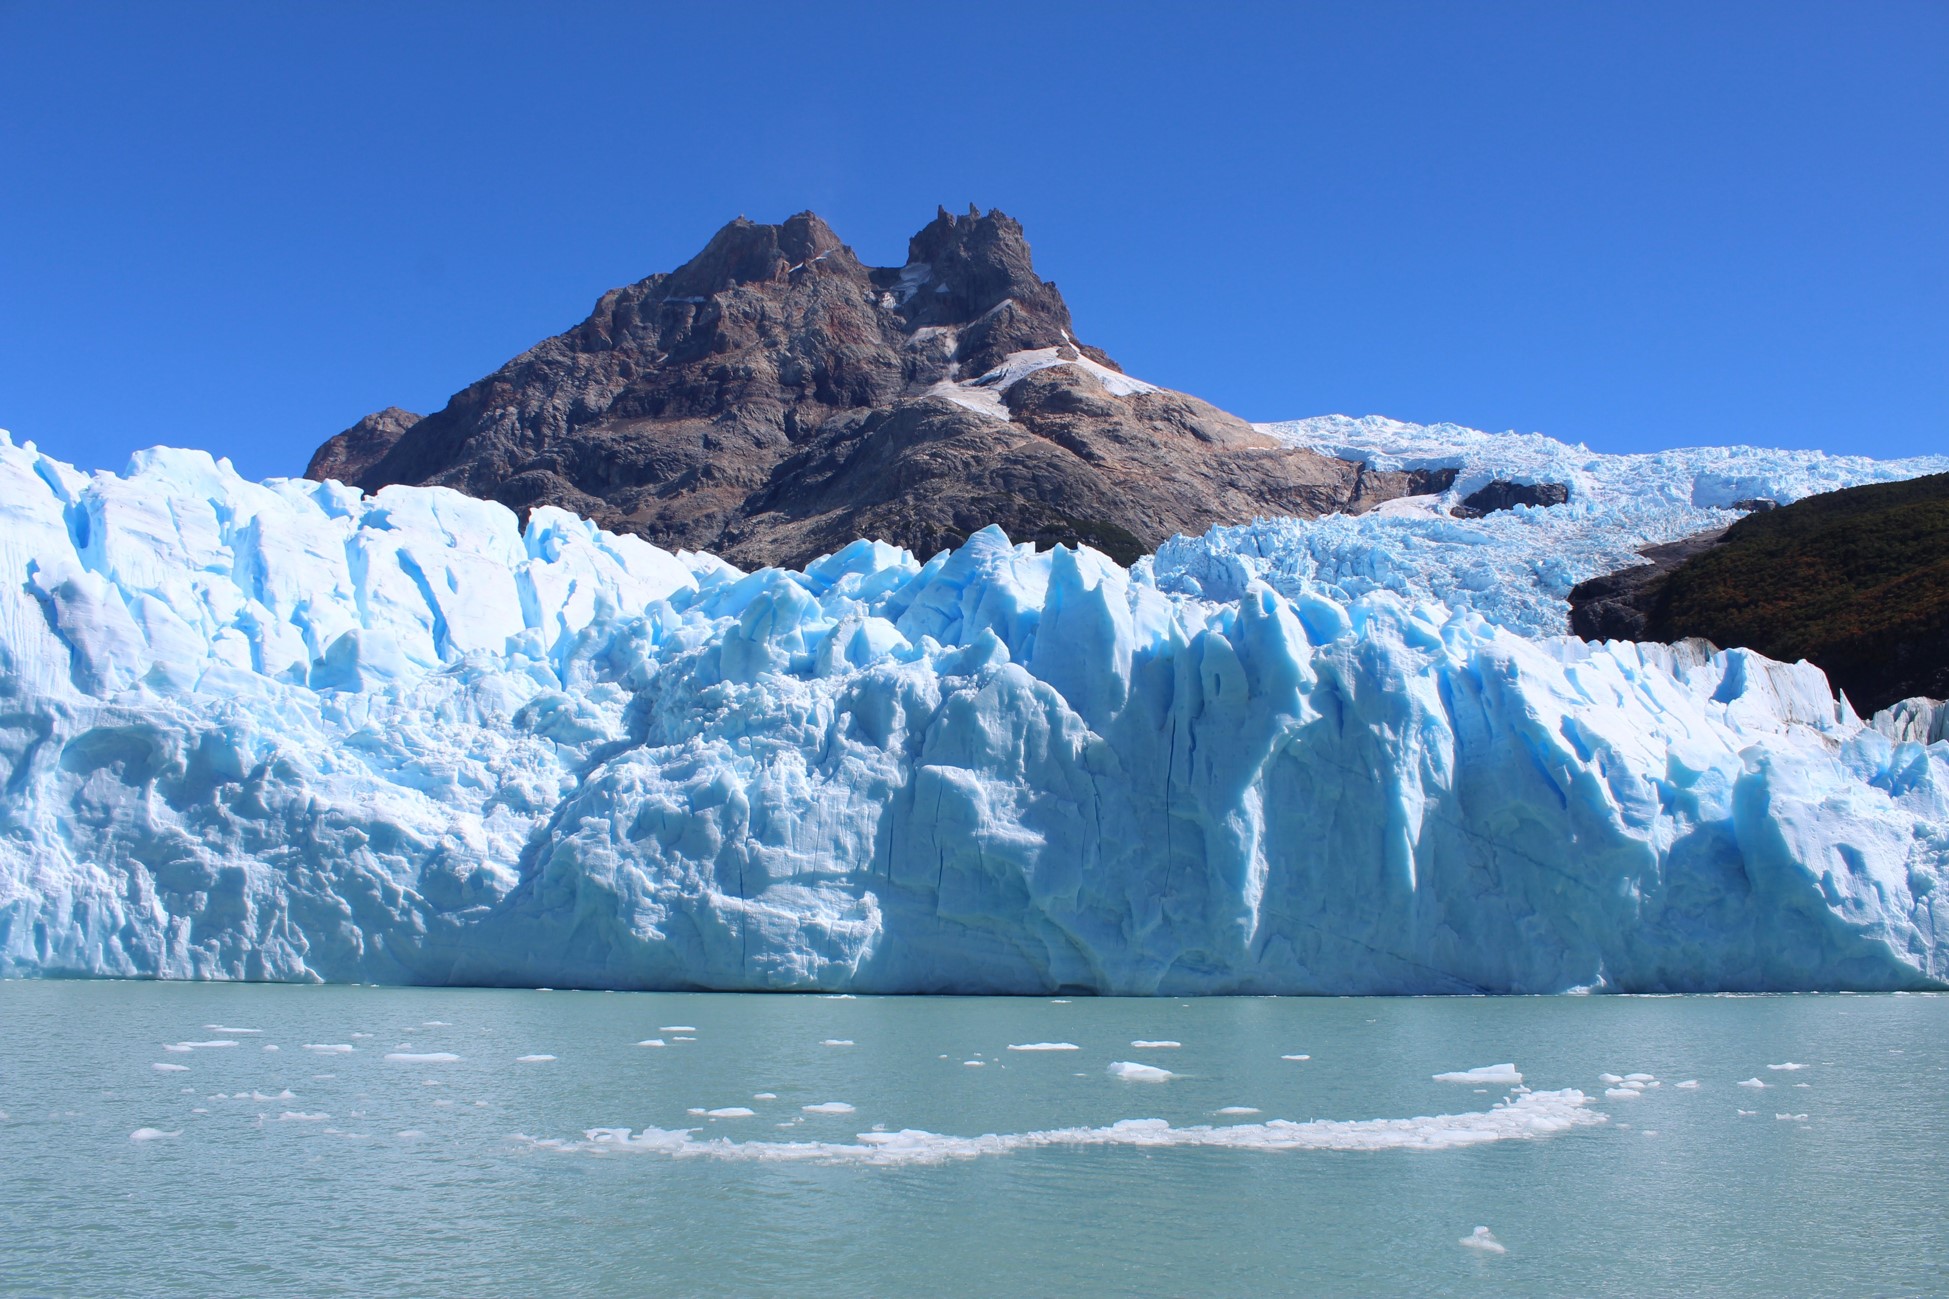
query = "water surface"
(2, 983, 1945, 1296)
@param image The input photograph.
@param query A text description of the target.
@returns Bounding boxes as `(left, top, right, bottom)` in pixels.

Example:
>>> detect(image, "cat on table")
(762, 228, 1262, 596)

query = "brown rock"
(311, 209, 1418, 568)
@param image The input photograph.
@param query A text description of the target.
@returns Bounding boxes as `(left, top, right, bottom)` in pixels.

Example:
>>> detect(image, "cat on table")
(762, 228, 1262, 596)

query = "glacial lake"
(2, 984, 1945, 1297)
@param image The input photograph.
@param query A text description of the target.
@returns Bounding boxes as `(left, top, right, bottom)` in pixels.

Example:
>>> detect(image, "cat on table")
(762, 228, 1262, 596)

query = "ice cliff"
(1, 425, 1945, 992)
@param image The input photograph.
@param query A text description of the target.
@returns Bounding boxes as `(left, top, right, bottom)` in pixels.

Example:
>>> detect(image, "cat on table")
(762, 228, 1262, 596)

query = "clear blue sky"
(2, 1, 1943, 480)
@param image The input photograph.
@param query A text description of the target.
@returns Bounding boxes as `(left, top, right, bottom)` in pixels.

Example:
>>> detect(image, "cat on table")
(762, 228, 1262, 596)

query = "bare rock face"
(312, 207, 1418, 568)
(306, 407, 421, 485)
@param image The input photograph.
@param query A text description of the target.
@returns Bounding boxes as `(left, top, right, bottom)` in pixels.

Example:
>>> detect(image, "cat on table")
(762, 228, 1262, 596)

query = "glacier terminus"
(1, 422, 1946, 993)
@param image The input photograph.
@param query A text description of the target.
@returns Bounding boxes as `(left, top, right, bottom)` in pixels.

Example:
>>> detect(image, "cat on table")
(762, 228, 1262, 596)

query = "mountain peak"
(312, 207, 1422, 567)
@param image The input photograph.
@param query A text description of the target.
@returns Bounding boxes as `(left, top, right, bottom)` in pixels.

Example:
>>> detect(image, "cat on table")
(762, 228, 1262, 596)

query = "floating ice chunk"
(129, 1128, 179, 1142)
(706, 1108, 755, 1118)
(803, 1102, 856, 1115)
(304, 1044, 354, 1054)
(1130, 1041, 1181, 1049)
(1434, 1064, 1521, 1086)
(1604, 1088, 1639, 1100)
(1794, 1083, 1811, 1089)
(1108, 1061, 1173, 1083)
(1598, 1073, 1623, 1085)
(385, 1052, 460, 1063)
(821, 1039, 854, 1047)
(262, 1045, 279, 1053)
(658, 1027, 697, 1033)
(279, 1111, 329, 1122)
(1737, 1109, 1756, 1116)
(1775, 1113, 1809, 1121)
(634, 1039, 666, 1048)
(1767, 1062, 1807, 1071)
(685, 1108, 707, 1116)
(1737, 1078, 1767, 1089)
(203, 1026, 260, 1035)
(421, 1021, 451, 1028)
(350, 1033, 373, 1039)
(538, 1088, 1604, 1164)
(395, 1130, 426, 1140)
(162, 1045, 192, 1054)
(1459, 1227, 1506, 1255)
(152, 1063, 189, 1073)
(963, 1061, 984, 1067)
(1623, 1073, 1655, 1082)
(1216, 1107, 1261, 1116)
(1007, 1043, 1079, 1052)
(1280, 1054, 1311, 1062)
(1675, 1080, 1700, 1089)
(515, 1055, 556, 1063)
(753, 1093, 778, 1101)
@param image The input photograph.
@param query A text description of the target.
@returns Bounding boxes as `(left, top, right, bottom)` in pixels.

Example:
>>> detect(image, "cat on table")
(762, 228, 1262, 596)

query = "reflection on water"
(1, 983, 1945, 1297)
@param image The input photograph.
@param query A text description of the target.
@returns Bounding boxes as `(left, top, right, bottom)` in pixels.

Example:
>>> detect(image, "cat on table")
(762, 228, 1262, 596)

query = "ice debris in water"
(0, 432, 1945, 993)
(752, 1093, 778, 1101)
(384, 1052, 460, 1063)
(821, 1040, 855, 1048)
(1434, 1065, 1522, 1086)
(1130, 1040, 1181, 1049)
(515, 1055, 556, 1063)
(1108, 1062, 1174, 1083)
(1216, 1107, 1261, 1116)
(535, 1088, 1603, 1164)
(1006, 1043, 1079, 1052)
(634, 1039, 666, 1048)
(152, 1063, 188, 1073)
(1767, 1062, 1808, 1071)
(1604, 1088, 1640, 1100)
(1459, 1227, 1506, 1256)
(1737, 1078, 1768, 1089)
(304, 1045, 354, 1055)
(1675, 1080, 1700, 1089)
(658, 1027, 696, 1034)
(129, 1128, 179, 1142)
(803, 1102, 856, 1115)
(1281, 1054, 1311, 1062)
(706, 1108, 754, 1119)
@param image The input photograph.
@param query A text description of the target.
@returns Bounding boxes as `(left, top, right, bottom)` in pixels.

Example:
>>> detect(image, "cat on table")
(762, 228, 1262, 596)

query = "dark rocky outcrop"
(1451, 479, 1571, 518)
(310, 207, 1427, 568)
(1567, 528, 1731, 643)
(306, 407, 421, 486)
(1569, 472, 1949, 713)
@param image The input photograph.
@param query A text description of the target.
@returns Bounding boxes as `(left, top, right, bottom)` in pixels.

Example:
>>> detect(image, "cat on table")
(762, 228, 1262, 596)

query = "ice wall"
(0, 430, 1944, 991)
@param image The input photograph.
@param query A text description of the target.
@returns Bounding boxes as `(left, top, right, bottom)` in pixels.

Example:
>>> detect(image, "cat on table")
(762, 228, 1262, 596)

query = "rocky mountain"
(308, 208, 1436, 567)
(1569, 471, 1949, 713)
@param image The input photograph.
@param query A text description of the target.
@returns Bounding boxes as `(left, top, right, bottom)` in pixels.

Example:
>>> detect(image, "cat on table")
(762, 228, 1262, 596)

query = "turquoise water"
(2, 984, 1946, 1297)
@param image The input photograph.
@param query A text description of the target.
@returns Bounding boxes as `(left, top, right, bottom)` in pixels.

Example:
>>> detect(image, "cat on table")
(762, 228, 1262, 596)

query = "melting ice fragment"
(1434, 1064, 1522, 1086)
(1460, 1227, 1506, 1255)
(803, 1102, 856, 1115)
(1108, 1062, 1173, 1083)
(1006, 1043, 1079, 1052)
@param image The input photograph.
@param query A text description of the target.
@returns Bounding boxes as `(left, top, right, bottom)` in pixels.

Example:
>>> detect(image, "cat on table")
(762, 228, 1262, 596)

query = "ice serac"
(1, 429, 1946, 992)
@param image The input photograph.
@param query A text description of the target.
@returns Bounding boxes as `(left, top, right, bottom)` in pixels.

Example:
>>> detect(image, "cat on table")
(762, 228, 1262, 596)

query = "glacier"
(1, 423, 1946, 992)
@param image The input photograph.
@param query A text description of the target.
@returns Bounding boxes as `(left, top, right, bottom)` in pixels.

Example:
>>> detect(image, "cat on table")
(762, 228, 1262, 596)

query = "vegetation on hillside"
(1643, 471, 1949, 713)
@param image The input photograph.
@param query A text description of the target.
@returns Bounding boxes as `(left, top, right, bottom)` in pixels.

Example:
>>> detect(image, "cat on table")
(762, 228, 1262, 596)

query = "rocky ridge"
(311, 208, 1434, 567)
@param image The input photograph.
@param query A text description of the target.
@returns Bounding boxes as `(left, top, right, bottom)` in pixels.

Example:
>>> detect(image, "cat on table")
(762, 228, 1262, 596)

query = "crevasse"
(0, 427, 1943, 991)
